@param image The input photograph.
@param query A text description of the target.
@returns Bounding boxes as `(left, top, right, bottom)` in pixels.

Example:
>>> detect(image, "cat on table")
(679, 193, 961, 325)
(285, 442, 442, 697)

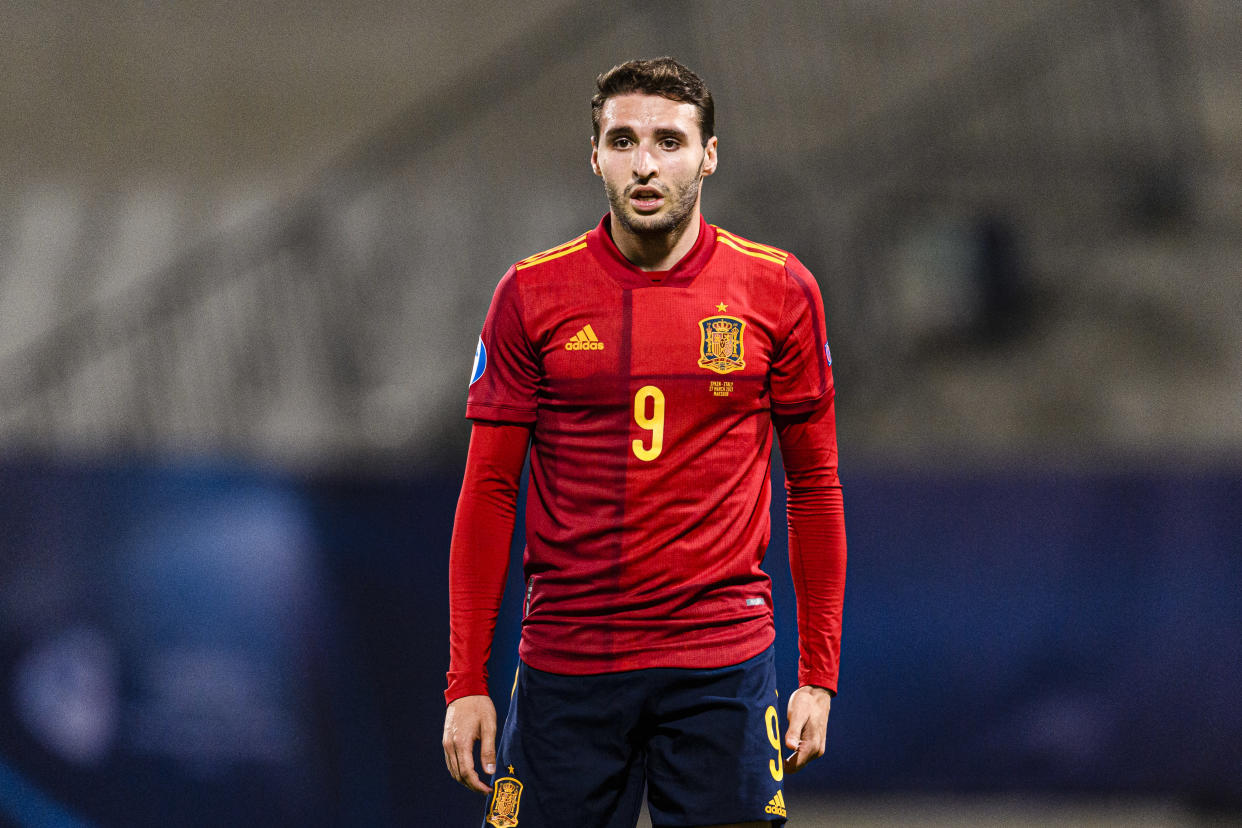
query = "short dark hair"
(592, 57, 715, 145)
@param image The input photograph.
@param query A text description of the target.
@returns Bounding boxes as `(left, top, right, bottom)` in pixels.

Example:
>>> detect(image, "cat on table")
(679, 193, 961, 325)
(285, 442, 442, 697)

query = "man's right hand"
(442, 694, 497, 793)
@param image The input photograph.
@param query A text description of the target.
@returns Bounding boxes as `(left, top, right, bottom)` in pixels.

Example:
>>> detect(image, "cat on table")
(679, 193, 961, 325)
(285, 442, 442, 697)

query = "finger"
(454, 739, 492, 794)
(480, 717, 497, 778)
(788, 739, 813, 773)
(444, 743, 456, 778)
(784, 711, 805, 751)
(443, 731, 459, 779)
(787, 725, 825, 773)
(786, 727, 814, 773)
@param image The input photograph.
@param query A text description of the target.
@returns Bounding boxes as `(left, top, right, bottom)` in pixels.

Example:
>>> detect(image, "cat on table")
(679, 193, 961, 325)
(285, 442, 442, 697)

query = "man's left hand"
(784, 685, 832, 773)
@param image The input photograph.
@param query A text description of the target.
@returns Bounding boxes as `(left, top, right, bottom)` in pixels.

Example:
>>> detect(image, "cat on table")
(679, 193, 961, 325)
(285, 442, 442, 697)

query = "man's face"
(591, 93, 718, 237)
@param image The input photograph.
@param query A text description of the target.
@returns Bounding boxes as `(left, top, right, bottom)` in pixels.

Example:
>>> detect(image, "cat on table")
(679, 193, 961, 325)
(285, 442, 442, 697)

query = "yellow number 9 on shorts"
(764, 705, 783, 781)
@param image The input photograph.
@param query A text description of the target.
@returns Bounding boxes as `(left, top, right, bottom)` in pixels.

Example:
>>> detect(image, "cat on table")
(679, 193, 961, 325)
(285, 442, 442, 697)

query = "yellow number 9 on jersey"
(632, 385, 664, 461)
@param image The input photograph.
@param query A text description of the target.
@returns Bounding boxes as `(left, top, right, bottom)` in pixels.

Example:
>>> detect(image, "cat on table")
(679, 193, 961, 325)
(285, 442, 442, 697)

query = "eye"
(659, 138, 680, 150)
(612, 136, 633, 149)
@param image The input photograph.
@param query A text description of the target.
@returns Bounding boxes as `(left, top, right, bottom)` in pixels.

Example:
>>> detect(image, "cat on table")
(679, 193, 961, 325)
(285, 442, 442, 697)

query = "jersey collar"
(587, 213, 717, 289)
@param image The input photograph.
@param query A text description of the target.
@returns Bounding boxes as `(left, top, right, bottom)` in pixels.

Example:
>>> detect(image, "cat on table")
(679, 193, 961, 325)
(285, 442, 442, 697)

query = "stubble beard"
(606, 170, 703, 238)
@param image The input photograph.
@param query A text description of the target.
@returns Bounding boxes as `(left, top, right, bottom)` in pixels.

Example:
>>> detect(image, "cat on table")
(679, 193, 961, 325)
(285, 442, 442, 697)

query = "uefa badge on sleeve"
(470, 337, 487, 385)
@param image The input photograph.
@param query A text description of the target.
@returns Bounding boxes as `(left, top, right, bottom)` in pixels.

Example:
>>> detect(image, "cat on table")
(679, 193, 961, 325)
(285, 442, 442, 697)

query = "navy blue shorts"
(482, 646, 788, 828)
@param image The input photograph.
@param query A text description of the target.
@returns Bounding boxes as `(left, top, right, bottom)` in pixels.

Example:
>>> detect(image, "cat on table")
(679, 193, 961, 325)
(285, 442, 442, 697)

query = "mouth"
(627, 186, 665, 212)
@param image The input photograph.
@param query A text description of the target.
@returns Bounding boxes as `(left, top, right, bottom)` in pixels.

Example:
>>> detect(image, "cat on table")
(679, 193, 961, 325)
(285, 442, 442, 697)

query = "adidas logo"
(564, 324, 605, 351)
(765, 790, 787, 818)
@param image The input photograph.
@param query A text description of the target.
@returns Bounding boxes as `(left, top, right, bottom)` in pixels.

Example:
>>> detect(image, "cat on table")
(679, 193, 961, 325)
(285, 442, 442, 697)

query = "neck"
(609, 209, 701, 271)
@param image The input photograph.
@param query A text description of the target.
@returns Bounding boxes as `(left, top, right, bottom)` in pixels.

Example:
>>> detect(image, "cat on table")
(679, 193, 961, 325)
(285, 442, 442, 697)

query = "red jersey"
(464, 214, 835, 677)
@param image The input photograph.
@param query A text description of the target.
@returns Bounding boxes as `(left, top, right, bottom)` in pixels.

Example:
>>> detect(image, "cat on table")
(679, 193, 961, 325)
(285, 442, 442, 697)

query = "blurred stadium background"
(1, 1, 1239, 825)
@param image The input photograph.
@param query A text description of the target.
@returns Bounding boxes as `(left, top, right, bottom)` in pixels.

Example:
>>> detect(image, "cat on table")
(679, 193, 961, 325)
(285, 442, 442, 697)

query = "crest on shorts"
(486, 777, 523, 827)
(698, 315, 746, 374)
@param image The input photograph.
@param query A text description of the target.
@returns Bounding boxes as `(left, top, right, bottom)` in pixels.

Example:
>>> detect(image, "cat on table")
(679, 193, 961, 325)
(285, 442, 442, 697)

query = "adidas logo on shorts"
(765, 789, 787, 817)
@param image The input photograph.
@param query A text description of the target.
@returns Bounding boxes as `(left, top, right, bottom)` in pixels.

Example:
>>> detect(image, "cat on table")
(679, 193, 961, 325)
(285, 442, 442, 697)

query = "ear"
(700, 135, 718, 177)
(590, 137, 602, 177)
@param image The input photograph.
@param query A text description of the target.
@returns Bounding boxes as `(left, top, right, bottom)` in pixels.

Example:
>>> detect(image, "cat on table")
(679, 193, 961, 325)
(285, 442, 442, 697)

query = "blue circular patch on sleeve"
(470, 337, 487, 385)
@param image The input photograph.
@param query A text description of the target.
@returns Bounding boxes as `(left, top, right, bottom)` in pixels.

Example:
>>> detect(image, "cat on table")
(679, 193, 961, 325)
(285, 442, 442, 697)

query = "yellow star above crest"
(508, 765, 514, 775)
(716, 301, 728, 312)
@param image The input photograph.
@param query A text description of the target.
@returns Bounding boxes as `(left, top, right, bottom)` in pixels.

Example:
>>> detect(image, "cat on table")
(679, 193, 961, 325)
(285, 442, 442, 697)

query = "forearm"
(775, 398, 847, 694)
(786, 480, 846, 692)
(445, 421, 531, 704)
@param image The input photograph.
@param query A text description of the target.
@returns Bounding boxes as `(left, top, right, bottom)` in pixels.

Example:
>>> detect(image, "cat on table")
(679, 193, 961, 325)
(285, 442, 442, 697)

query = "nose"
(632, 143, 658, 180)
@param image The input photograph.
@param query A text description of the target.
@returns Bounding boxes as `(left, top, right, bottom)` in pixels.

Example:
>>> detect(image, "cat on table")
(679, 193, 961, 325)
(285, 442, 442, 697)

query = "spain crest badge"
(698, 315, 746, 374)
(486, 777, 523, 827)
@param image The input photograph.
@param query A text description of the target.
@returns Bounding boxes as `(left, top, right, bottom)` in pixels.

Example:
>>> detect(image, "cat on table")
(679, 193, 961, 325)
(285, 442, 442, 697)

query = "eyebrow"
(602, 126, 689, 141)
(603, 126, 637, 141)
